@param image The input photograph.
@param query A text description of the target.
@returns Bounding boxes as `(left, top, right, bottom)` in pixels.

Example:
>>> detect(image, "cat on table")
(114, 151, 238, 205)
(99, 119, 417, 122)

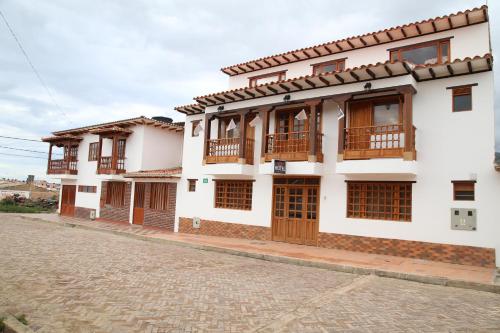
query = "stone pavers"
(1, 216, 500, 332)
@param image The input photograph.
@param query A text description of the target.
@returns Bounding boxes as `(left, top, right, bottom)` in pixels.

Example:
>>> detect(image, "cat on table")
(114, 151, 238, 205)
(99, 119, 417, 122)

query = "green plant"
(16, 314, 28, 326)
(0, 196, 15, 206)
(0, 316, 5, 332)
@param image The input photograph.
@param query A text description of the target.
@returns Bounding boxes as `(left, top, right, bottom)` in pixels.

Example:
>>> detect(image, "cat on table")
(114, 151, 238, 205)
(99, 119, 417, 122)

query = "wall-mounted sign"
(203, 178, 209, 184)
(273, 160, 286, 174)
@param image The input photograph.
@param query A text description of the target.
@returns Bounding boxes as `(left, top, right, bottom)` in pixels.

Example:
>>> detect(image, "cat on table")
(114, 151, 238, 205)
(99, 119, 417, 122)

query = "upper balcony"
(89, 126, 132, 175)
(42, 134, 82, 177)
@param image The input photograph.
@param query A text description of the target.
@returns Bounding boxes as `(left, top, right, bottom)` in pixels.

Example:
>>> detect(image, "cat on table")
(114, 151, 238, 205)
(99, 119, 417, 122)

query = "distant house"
(0, 183, 54, 200)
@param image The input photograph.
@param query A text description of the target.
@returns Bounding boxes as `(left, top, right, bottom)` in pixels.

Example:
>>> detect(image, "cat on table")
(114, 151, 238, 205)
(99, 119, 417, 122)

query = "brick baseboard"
(179, 217, 271, 241)
(74, 207, 96, 220)
(99, 182, 131, 223)
(178, 217, 495, 267)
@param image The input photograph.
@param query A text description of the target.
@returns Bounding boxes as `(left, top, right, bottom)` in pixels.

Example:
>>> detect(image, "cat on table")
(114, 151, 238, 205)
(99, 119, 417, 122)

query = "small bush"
(0, 196, 15, 205)
(16, 314, 28, 326)
(0, 316, 5, 332)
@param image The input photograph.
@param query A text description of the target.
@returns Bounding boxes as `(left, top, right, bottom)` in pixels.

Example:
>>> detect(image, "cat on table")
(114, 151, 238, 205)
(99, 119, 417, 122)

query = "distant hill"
(1, 184, 49, 192)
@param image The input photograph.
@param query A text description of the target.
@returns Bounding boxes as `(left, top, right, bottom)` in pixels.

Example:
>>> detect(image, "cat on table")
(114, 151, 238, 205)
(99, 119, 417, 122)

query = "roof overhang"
(89, 126, 133, 136)
(41, 134, 83, 143)
(123, 168, 182, 179)
(193, 54, 492, 107)
(174, 104, 206, 115)
(220, 6, 488, 76)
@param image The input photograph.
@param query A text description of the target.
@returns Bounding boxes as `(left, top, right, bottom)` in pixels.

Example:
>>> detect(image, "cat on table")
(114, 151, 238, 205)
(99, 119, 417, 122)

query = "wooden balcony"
(97, 156, 126, 174)
(205, 137, 255, 164)
(47, 159, 78, 175)
(343, 124, 416, 160)
(265, 131, 323, 162)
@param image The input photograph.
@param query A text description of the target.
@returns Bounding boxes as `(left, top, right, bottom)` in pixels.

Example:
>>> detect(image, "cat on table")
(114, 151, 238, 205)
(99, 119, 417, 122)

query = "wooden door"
(133, 183, 145, 225)
(348, 100, 372, 150)
(271, 178, 319, 245)
(60, 185, 76, 217)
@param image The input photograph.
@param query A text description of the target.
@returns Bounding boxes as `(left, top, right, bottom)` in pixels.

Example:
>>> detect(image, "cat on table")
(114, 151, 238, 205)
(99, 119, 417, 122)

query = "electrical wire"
(0, 144, 62, 155)
(0, 135, 43, 142)
(0, 152, 47, 159)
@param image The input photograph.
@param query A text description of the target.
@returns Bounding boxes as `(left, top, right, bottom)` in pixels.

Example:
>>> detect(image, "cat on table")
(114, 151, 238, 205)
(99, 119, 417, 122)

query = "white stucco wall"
(141, 126, 183, 170)
(227, 23, 491, 89)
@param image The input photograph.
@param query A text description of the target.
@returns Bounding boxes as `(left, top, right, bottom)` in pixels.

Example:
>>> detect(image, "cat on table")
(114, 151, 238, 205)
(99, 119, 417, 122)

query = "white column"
(128, 180, 135, 224)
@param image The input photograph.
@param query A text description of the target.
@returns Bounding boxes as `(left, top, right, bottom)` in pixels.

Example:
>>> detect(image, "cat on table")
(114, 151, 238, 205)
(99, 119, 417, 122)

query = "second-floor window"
(219, 117, 240, 139)
(312, 59, 345, 75)
(88, 142, 99, 161)
(390, 39, 450, 65)
(248, 71, 286, 87)
(452, 86, 472, 112)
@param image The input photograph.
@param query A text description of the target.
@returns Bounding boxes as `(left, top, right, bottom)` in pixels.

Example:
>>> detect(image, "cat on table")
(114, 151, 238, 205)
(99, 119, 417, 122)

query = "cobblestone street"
(1, 216, 499, 333)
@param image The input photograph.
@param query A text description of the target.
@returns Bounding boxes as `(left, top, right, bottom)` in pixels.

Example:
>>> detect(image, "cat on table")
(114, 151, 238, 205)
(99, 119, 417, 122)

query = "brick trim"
(178, 218, 495, 267)
(74, 207, 96, 220)
(99, 181, 131, 223)
(142, 182, 176, 231)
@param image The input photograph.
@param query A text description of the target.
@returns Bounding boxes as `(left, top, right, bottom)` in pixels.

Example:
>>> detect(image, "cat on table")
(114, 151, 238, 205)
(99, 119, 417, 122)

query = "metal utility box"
(451, 208, 477, 231)
(192, 217, 201, 229)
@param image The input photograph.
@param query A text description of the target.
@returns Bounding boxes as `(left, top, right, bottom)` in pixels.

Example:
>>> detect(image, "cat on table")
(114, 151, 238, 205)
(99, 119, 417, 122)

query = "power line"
(0, 135, 44, 143)
(0, 144, 62, 155)
(0, 9, 73, 124)
(0, 152, 47, 160)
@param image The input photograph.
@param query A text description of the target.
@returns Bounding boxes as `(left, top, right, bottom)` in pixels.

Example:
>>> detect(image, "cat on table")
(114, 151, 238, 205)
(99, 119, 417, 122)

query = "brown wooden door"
(349, 100, 372, 150)
(133, 183, 145, 225)
(272, 178, 319, 246)
(60, 185, 76, 217)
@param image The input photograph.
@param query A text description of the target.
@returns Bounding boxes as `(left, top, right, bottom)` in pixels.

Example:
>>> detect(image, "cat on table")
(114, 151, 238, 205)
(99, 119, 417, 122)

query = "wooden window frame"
(105, 182, 125, 207)
(78, 185, 97, 193)
(248, 70, 287, 88)
(150, 183, 169, 210)
(346, 181, 413, 222)
(191, 120, 201, 137)
(311, 58, 346, 75)
(389, 38, 451, 65)
(451, 86, 472, 112)
(188, 179, 197, 192)
(88, 142, 99, 161)
(214, 180, 253, 211)
(452, 180, 475, 201)
(218, 115, 241, 139)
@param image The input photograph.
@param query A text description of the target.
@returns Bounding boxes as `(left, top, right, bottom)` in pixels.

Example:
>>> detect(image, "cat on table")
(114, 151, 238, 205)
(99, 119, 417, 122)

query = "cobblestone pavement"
(1, 217, 499, 333)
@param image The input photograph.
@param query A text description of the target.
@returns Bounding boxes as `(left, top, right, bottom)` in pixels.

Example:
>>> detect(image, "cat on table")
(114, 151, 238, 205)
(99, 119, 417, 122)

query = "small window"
(215, 180, 253, 210)
(219, 117, 240, 139)
(453, 181, 475, 201)
(452, 86, 472, 112)
(312, 59, 345, 75)
(150, 183, 169, 210)
(88, 142, 99, 161)
(248, 71, 286, 87)
(188, 179, 197, 192)
(78, 185, 97, 193)
(106, 182, 125, 207)
(191, 120, 201, 137)
(389, 39, 450, 65)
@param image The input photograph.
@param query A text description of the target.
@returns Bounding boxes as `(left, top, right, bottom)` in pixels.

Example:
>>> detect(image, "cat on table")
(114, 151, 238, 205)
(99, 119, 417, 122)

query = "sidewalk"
(12, 213, 500, 293)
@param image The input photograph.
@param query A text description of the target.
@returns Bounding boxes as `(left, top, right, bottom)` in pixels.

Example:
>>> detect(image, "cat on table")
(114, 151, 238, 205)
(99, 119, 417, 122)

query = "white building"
(175, 6, 500, 268)
(43, 116, 184, 230)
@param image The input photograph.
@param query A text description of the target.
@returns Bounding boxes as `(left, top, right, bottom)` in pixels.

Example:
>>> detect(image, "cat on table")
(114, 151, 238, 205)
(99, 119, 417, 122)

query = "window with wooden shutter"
(452, 86, 472, 112)
(78, 185, 97, 193)
(150, 183, 169, 210)
(188, 179, 197, 192)
(312, 58, 346, 75)
(452, 181, 475, 201)
(214, 180, 252, 210)
(347, 181, 412, 222)
(106, 182, 125, 207)
(88, 142, 99, 161)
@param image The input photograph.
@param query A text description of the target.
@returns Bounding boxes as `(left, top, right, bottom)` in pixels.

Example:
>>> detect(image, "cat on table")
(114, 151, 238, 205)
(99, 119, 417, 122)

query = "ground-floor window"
(347, 181, 412, 222)
(106, 182, 125, 207)
(150, 183, 169, 210)
(78, 185, 97, 193)
(214, 180, 253, 210)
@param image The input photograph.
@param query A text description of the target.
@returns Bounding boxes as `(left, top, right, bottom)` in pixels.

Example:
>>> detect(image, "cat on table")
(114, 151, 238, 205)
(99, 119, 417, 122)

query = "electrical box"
(89, 210, 96, 220)
(193, 217, 201, 229)
(451, 208, 476, 231)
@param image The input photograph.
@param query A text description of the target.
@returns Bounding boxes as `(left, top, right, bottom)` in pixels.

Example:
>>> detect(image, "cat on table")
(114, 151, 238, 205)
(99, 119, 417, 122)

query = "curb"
(0, 313, 34, 333)
(16, 215, 500, 294)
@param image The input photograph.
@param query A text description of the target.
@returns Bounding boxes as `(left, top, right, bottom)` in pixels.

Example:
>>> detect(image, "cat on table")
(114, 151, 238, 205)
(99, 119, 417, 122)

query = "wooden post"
(403, 91, 414, 160)
(306, 99, 321, 162)
(202, 115, 212, 164)
(238, 111, 248, 164)
(65, 141, 70, 173)
(259, 107, 271, 163)
(331, 94, 351, 162)
(47, 143, 53, 173)
(111, 135, 118, 173)
(97, 136, 103, 173)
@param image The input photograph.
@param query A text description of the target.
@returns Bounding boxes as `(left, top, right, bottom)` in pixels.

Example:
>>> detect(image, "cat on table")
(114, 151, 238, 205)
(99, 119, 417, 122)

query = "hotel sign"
(273, 160, 286, 174)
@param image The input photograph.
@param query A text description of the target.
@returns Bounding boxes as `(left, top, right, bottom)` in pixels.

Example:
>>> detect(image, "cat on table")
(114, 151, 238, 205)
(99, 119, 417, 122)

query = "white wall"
(74, 133, 102, 211)
(227, 23, 491, 89)
(141, 126, 183, 170)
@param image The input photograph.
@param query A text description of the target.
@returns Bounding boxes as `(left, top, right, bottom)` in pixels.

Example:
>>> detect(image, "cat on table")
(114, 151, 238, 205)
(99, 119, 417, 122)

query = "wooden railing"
(47, 159, 78, 175)
(343, 124, 415, 159)
(265, 131, 323, 162)
(97, 156, 126, 174)
(206, 137, 255, 164)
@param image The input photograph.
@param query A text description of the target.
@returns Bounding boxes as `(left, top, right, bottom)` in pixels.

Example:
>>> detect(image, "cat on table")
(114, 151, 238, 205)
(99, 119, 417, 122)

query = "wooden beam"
(254, 62, 263, 69)
(349, 71, 360, 81)
(402, 91, 413, 155)
(306, 100, 320, 159)
(267, 86, 278, 94)
(465, 12, 470, 25)
(365, 68, 376, 79)
(359, 37, 367, 46)
(431, 21, 437, 32)
(312, 48, 321, 56)
(318, 76, 331, 86)
(205, 97, 216, 105)
(282, 54, 291, 62)
(446, 64, 454, 75)
(400, 28, 407, 38)
(254, 87, 267, 96)
(214, 96, 226, 103)
(447, 17, 453, 29)
(335, 43, 343, 51)
(386, 31, 393, 41)
(263, 59, 272, 67)
(303, 50, 311, 58)
(229, 68, 239, 75)
(384, 65, 393, 76)
(244, 90, 255, 98)
(223, 94, 235, 101)
(272, 57, 282, 65)
(415, 24, 422, 35)
(246, 64, 255, 71)
(233, 92, 246, 100)
(486, 57, 492, 71)
(467, 61, 473, 73)
(323, 45, 333, 54)
(291, 81, 302, 90)
(238, 112, 247, 161)
(428, 67, 436, 79)
(237, 66, 247, 73)
(197, 100, 208, 106)
(304, 79, 316, 88)
(373, 34, 380, 43)
(292, 53, 301, 60)
(346, 40, 355, 48)
(259, 107, 272, 160)
(278, 83, 290, 92)
(334, 74, 345, 83)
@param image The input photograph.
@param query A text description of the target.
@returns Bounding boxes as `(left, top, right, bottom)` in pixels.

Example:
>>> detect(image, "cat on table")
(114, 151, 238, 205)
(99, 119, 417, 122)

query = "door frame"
(60, 184, 76, 217)
(270, 176, 321, 246)
(133, 182, 146, 225)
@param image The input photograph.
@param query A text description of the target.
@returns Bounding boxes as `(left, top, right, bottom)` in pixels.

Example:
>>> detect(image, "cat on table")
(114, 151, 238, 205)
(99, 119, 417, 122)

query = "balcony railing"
(97, 156, 126, 174)
(47, 159, 78, 175)
(344, 124, 416, 159)
(206, 137, 255, 164)
(265, 131, 323, 162)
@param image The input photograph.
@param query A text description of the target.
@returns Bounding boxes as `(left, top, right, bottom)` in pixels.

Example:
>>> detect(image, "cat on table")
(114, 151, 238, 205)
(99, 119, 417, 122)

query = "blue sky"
(0, 0, 498, 180)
